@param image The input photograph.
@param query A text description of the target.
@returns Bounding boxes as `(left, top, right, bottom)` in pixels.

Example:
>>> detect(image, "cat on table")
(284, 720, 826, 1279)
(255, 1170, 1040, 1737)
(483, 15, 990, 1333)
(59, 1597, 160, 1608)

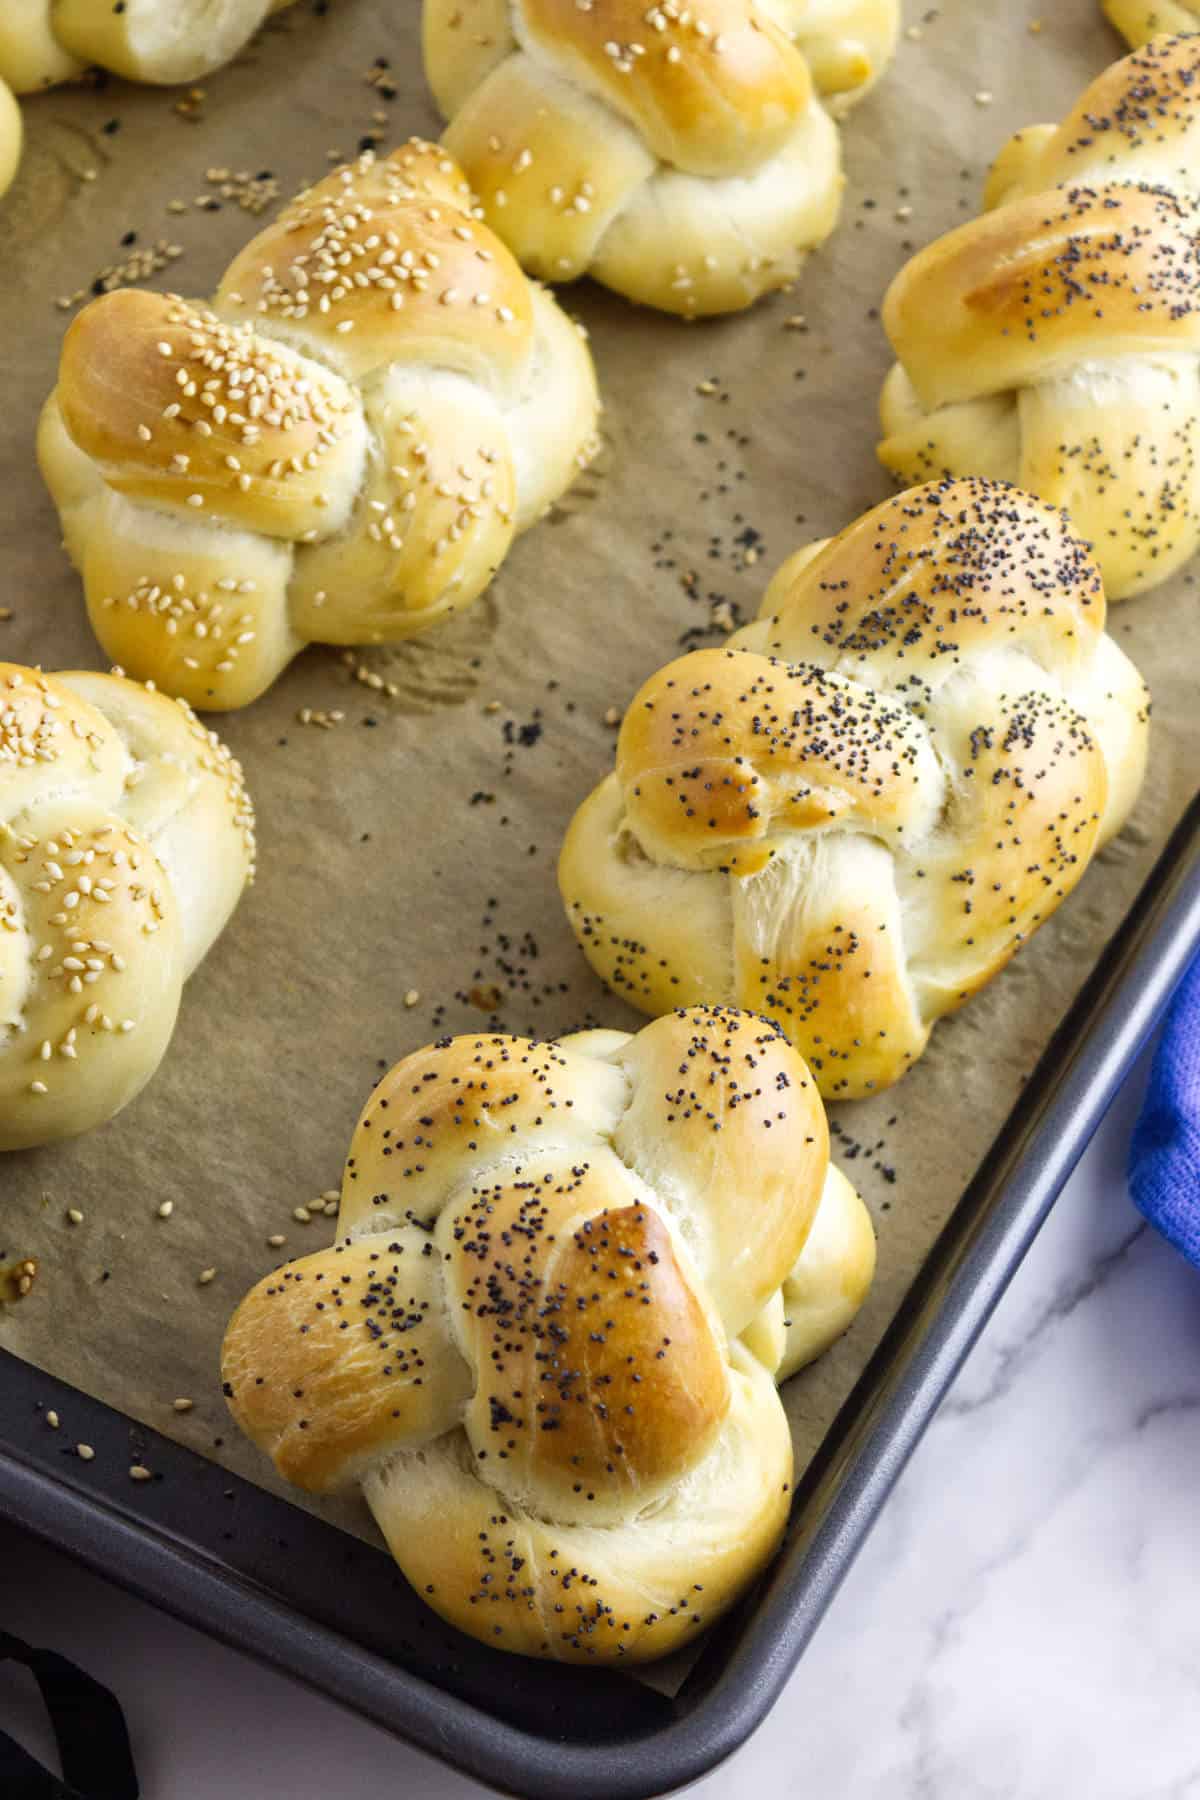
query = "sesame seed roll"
(38, 142, 600, 710)
(0, 662, 254, 1150)
(426, 0, 899, 316)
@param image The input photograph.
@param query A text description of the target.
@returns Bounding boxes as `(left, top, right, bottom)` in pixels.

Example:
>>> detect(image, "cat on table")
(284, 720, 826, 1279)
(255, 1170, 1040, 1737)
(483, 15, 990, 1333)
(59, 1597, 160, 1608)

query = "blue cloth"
(1129, 953, 1200, 1268)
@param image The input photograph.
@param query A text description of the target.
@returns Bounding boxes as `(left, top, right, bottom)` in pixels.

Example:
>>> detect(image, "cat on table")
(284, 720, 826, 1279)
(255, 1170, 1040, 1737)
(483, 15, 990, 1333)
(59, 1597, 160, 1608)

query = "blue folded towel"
(1129, 952, 1200, 1268)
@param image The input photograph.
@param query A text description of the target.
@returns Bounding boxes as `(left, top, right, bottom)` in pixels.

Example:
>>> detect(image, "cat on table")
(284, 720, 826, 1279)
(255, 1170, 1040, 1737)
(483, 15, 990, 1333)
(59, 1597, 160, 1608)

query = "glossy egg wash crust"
(38, 141, 600, 711)
(560, 478, 1150, 1100)
(881, 34, 1200, 600)
(0, 662, 254, 1151)
(426, 0, 900, 315)
(222, 1007, 877, 1663)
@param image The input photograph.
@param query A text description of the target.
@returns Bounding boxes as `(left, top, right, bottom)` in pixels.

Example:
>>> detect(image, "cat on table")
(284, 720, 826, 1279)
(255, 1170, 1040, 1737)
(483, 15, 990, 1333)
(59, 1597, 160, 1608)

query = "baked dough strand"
(0, 0, 297, 94)
(1103, 2, 1200, 49)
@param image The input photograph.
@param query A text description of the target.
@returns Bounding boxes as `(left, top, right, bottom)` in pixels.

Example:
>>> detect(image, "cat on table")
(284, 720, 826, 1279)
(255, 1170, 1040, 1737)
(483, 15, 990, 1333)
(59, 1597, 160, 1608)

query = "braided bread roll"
(560, 480, 1149, 1100)
(222, 1007, 876, 1663)
(0, 0, 295, 94)
(0, 662, 254, 1151)
(426, 0, 900, 316)
(880, 35, 1200, 600)
(38, 143, 600, 711)
(1104, 2, 1200, 46)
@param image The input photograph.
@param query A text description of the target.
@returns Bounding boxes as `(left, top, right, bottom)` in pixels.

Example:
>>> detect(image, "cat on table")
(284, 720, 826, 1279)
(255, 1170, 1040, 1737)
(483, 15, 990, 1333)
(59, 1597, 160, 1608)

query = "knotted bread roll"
(222, 1007, 876, 1663)
(0, 662, 254, 1151)
(1103, 2, 1200, 46)
(38, 142, 600, 710)
(426, 0, 900, 316)
(880, 34, 1200, 600)
(560, 479, 1149, 1100)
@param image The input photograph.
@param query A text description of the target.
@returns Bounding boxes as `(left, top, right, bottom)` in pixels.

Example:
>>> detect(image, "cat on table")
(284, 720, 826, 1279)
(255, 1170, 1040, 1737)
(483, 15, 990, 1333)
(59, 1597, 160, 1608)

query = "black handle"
(0, 1631, 138, 1800)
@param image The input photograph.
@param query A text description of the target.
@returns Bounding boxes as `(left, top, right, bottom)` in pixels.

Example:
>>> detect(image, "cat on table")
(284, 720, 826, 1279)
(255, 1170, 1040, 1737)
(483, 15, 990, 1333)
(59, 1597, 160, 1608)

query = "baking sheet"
(0, 0, 1195, 1644)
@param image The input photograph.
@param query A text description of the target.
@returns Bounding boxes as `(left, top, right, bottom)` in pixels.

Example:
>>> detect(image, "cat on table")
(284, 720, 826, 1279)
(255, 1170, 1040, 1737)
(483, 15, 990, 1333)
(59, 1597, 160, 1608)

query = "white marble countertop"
(2, 1048, 1198, 1800)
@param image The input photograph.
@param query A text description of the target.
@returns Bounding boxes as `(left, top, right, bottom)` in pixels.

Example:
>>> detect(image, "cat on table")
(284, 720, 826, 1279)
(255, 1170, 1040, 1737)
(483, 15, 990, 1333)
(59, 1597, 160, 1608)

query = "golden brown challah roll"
(0, 661, 254, 1151)
(880, 34, 1200, 600)
(38, 142, 600, 710)
(560, 480, 1149, 1100)
(0, 0, 295, 94)
(222, 1008, 876, 1663)
(426, 0, 899, 316)
(1104, 2, 1200, 46)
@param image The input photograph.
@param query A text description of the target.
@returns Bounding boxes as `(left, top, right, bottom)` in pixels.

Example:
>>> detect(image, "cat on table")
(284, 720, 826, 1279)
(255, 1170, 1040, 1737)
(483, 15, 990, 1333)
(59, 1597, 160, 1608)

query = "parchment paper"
(0, 0, 1196, 1671)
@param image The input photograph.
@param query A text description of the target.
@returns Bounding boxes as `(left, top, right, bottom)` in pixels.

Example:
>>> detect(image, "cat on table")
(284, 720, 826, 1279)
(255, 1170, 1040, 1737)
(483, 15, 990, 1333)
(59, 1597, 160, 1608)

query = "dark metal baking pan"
(1, 791, 1198, 1800)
